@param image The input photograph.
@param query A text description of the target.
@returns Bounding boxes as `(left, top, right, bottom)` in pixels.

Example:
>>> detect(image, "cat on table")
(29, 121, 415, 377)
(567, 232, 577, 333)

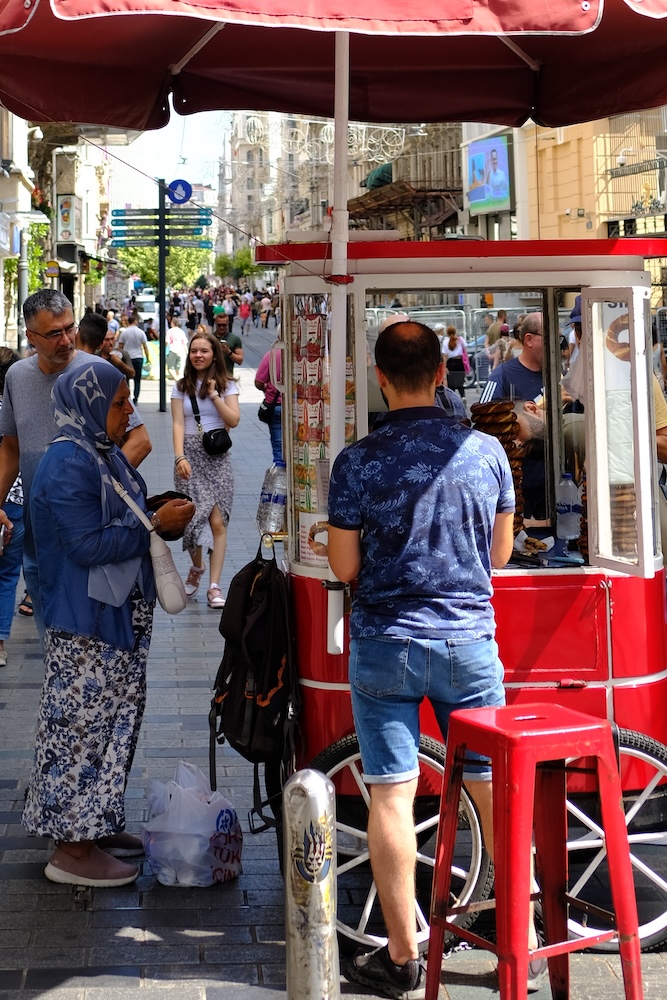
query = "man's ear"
(435, 360, 446, 387)
(375, 365, 389, 389)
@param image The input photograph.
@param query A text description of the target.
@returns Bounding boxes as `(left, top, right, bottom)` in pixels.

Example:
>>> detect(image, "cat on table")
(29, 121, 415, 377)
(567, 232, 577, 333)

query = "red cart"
(257, 238, 667, 954)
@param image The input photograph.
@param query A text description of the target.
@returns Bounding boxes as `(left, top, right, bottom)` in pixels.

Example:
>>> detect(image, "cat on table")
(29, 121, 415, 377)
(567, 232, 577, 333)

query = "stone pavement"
(0, 320, 665, 998)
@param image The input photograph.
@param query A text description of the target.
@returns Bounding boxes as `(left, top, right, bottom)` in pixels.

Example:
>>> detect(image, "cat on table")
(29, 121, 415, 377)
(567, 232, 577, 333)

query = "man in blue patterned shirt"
(328, 320, 515, 998)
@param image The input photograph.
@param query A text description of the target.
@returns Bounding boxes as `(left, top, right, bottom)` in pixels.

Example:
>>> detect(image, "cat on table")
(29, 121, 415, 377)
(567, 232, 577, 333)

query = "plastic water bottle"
(556, 473, 580, 540)
(257, 460, 287, 534)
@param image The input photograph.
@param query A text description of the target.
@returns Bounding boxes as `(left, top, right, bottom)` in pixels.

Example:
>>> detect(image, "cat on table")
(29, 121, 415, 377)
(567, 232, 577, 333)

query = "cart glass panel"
(288, 292, 356, 566)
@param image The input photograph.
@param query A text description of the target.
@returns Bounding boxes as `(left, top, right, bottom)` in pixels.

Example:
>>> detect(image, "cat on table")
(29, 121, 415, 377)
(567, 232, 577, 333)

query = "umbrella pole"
(326, 29, 350, 656)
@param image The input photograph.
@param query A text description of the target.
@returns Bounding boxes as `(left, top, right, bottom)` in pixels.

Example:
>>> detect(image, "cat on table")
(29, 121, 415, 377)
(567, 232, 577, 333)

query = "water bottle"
(556, 473, 580, 540)
(257, 460, 288, 534)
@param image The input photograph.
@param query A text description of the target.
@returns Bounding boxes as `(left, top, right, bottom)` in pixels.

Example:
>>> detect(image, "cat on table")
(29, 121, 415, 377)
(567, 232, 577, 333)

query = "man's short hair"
(23, 289, 71, 326)
(518, 312, 543, 343)
(78, 312, 108, 351)
(375, 321, 441, 394)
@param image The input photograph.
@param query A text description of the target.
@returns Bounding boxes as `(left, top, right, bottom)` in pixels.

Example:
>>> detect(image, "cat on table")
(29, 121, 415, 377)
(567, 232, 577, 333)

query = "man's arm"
(327, 525, 362, 582)
(490, 511, 514, 569)
(122, 425, 152, 467)
(229, 335, 243, 367)
(108, 351, 135, 380)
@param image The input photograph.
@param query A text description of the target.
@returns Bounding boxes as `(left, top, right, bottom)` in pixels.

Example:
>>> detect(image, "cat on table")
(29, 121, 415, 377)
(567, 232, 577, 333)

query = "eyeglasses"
(27, 322, 78, 343)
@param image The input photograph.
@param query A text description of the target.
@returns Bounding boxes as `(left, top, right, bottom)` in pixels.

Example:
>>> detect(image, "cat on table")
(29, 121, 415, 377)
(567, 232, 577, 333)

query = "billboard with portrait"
(466, 135, 512, 216)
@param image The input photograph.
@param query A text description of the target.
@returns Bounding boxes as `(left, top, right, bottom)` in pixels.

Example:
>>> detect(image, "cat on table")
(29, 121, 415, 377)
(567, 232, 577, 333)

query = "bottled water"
(556, 473, 580, 540)
(257, 460, 288, 534)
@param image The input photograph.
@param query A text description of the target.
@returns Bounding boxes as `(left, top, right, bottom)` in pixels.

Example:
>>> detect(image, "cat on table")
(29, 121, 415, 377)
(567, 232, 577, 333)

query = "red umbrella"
(1, 0, 667, 130)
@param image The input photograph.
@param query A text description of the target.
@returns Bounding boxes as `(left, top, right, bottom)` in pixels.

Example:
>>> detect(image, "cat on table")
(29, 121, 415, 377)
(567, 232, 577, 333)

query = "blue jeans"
(268, 405, 283, 463)
(22, 531, 45, 641)
(0, 501, 25, 640)
(349, 635, 505, 784)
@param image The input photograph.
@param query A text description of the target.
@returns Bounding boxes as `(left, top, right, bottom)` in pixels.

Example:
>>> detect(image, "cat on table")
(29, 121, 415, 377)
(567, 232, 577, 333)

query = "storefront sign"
(57, 194, 82, 242)
(45, 260, 60, 277)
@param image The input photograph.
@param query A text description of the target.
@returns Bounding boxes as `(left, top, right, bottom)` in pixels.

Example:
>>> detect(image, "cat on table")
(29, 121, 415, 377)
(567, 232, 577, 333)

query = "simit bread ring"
(605, 314, 631, 362)
(307, 520, 329, 558)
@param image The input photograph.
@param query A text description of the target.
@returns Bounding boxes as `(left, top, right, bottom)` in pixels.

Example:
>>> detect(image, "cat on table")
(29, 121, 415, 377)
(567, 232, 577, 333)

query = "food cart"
(256, 237, 667, 954)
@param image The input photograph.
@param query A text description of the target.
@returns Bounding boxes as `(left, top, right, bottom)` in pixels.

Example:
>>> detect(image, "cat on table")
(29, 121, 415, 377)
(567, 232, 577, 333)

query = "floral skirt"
(177, 434, 234, 554)
(22, 594, 153, 841)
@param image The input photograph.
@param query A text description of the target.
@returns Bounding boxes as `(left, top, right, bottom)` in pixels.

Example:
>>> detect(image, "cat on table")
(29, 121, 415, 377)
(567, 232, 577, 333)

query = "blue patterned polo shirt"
(328, 407, 514, 640)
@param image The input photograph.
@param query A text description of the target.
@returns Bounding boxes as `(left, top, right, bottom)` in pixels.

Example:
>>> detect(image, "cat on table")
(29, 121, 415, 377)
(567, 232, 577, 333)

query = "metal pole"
(283, 769, 339, 1000)
(157, 179, 167, 413)
(16, 228, 29, 353)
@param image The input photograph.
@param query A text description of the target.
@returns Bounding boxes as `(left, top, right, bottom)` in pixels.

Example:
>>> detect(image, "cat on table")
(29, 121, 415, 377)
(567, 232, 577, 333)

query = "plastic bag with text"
(142, 761, 243, 887)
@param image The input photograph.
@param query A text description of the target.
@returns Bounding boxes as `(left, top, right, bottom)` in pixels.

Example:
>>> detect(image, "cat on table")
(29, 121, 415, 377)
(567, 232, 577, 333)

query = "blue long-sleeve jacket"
(30, 441, 156, 651)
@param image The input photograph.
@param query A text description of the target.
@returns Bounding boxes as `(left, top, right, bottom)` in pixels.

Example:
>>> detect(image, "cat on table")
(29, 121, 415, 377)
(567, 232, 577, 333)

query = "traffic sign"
(166, 179, 192, 205)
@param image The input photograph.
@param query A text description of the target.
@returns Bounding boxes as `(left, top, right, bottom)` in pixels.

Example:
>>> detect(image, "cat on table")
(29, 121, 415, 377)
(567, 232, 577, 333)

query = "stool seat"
(426, 702, 643, 1000)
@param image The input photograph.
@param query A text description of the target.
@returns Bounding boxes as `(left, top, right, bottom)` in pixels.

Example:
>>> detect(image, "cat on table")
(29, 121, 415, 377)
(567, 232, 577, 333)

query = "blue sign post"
(166, 179, 193, 205)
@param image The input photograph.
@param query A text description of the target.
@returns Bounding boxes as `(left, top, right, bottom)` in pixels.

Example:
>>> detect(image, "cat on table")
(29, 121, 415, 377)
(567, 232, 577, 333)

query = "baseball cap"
(570, 295, 582, 323)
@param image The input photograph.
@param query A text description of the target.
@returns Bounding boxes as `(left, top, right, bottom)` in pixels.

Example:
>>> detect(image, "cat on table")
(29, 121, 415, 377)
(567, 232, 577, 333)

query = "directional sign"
(111, 209, 159, 217)
(166, 179, 192, 205)
(169, 239, 213, 249)
(167, 207, 212, 215)
(111, 238, 159, 247)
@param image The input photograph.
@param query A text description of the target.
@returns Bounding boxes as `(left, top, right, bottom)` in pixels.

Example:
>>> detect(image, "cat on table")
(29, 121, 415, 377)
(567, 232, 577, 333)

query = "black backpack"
(209, 540, 299, 832)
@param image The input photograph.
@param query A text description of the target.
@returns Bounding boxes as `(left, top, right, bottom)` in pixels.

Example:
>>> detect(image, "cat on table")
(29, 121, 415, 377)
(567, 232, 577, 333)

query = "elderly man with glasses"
(0, 289, 148, 636)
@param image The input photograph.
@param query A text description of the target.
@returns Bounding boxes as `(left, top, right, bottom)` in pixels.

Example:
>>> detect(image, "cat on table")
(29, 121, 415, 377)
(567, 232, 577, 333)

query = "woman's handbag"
(112, 479, 187, 614)
(461, 340, 472, 374)
(190, 394, 233, 455)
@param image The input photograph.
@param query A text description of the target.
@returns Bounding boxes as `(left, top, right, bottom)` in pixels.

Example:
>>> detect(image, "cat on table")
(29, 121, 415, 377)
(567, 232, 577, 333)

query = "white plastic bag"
(142, 761, 243, 887)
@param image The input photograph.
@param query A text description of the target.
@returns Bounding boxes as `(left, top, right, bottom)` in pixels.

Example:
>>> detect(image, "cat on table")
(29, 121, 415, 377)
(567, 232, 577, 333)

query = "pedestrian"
(118, 315, 150, 404)
(325, 320, 544, 998)
(0, 290, 149, 636)
(238, 297, 252, 335)
(22, 359, 194, 887)
(441, 324, 466, 398)
(255, 348, 282, 462)
(166, 317, 189, 380)
(212, 313, 243, 377)
(171, 332, 240, 609)
(0, 348, 25, 668)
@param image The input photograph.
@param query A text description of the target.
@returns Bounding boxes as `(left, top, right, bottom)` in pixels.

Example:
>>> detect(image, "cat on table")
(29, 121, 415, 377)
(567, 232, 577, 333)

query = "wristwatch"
(150, 511, 161, 533)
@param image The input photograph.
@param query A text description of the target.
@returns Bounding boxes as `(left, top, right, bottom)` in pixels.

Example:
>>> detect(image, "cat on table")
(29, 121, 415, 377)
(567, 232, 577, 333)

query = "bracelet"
(174, 455, 186, 465)
(208, 392, 220, 400)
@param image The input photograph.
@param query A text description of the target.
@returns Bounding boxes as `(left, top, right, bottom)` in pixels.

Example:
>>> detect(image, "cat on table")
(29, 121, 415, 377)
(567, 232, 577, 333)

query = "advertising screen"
(466, 135, 512, 216)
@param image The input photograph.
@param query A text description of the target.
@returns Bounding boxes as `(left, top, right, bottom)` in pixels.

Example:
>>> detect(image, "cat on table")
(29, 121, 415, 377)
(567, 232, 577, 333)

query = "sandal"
(184, 561, 206, 597)
(207, 585, 226, 609)
(18, 592, 33, 617)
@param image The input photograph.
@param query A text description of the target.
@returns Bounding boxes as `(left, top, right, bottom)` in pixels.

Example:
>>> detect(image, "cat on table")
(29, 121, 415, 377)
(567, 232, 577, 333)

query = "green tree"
(116, 246, 212, 289)
(3, 223, 50, 338)
(214, 247, 261, 282)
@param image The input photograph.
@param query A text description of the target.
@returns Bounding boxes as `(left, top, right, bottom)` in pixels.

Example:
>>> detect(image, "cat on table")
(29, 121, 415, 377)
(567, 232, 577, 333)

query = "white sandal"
(207, 584, 226, 609)
(184, 561, 206, 597)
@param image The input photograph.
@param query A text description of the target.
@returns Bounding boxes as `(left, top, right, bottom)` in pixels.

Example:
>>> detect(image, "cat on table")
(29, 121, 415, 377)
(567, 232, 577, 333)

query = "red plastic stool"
(426, 703, 643, 1000)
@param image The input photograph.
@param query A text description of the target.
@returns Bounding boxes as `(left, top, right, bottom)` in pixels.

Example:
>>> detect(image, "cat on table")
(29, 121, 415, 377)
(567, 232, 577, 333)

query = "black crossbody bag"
(190, 393, 232, 456)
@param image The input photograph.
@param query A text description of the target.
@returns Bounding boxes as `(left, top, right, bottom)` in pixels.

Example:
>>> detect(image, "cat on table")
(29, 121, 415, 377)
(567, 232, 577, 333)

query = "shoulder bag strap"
(190, 394, 205, 437)
(111, 477, 152, 531)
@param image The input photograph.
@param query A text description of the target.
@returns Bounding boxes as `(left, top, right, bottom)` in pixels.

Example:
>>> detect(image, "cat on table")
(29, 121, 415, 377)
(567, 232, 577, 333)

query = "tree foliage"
(214, 247, 261, 282)
(115, 246, 212, 288)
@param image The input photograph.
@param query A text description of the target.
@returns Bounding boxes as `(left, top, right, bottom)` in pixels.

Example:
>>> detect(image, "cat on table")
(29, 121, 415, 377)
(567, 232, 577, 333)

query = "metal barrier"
(284, 769, 340, 1000)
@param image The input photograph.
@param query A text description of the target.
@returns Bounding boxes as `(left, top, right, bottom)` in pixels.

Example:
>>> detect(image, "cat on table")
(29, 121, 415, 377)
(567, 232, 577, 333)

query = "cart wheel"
(565, 728, 667, 952)
(309, 733, 493, 955)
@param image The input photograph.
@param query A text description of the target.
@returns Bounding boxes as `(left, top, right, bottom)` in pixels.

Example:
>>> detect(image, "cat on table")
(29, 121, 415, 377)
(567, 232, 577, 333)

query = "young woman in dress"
(171, 332, 240, 609)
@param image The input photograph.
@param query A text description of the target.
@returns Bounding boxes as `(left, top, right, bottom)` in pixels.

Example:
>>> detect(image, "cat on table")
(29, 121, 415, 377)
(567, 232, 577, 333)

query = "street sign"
(110, 238, 159, 247)
(166, 179, 192, 205)
(169, 239, 213, 249)
(168, 217, 212, 226)
(111, 208, 159, 217)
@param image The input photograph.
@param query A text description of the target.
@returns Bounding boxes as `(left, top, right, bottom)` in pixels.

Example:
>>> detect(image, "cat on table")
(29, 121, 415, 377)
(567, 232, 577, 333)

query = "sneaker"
(184, 561, 206, 597)
(44, 844, 139, 888)
(527, 956, 549, 993)
(207, 585, 226, 609)
(0, 650, 6, 667)
(345, 945, 426, 1000)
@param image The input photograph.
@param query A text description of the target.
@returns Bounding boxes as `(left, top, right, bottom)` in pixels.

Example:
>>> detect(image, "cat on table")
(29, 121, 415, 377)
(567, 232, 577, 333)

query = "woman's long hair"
(177, 331, 230, 399)
(447, 326, 459, 352)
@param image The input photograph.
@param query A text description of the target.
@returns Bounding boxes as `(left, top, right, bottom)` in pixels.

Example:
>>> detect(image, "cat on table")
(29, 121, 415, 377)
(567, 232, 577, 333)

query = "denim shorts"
(349, 635, 505, 784)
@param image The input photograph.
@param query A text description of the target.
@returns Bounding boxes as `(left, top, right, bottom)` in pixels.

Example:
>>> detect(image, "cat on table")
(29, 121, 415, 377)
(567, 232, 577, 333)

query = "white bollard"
(283, 768, 340, 1000)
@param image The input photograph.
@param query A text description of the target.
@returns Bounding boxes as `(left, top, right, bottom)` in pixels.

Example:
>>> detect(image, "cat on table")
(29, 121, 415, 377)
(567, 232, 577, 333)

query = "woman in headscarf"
(22, 360, 193, 888)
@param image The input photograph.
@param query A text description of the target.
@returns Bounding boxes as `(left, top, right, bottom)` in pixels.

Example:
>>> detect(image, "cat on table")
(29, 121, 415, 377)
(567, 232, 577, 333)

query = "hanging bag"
(190, 393, 232, 456)
(461, 338, 472, 374)
(112, 478, 187, 614)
